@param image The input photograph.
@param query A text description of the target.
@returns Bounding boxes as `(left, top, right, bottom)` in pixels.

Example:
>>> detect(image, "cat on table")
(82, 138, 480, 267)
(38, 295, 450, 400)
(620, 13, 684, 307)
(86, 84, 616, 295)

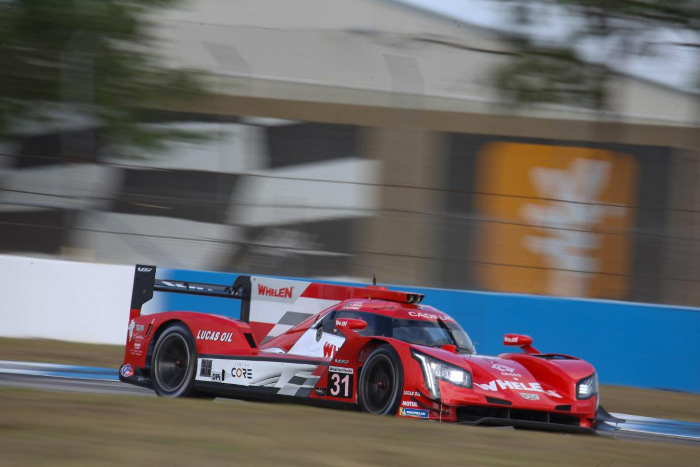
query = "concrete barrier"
(0, 255, 132, 345)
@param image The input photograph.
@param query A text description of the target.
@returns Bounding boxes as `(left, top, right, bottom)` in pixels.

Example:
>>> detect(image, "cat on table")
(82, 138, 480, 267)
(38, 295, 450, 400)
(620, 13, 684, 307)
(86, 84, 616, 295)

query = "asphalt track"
(1, 360, 698, 445)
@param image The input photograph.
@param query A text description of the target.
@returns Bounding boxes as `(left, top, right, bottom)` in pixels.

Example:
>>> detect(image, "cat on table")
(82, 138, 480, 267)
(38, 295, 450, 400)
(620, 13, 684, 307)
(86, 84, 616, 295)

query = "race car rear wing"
(128, 264, 424, 344)
(129, 265, 251, 322)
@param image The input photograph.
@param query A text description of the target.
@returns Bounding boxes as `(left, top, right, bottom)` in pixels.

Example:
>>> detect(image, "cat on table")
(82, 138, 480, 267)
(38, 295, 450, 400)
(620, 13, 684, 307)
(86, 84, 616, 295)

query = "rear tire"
(358, 345, 403, 415)
(152, 323, 197, 397)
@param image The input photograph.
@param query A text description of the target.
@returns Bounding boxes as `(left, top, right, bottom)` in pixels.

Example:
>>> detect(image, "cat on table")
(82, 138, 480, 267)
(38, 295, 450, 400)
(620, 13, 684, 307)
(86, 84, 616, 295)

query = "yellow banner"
(475, 143, 638, 298)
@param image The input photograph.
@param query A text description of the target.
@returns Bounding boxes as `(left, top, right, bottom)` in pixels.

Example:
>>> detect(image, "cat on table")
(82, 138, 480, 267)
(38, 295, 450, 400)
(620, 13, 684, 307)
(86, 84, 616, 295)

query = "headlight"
(576, 373, 598, 400)
(411, 349, 472, 401)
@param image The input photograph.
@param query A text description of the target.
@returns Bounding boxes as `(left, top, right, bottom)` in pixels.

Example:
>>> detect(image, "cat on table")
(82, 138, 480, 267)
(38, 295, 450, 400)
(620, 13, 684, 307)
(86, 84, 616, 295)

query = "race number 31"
(328, 366, 354, 399)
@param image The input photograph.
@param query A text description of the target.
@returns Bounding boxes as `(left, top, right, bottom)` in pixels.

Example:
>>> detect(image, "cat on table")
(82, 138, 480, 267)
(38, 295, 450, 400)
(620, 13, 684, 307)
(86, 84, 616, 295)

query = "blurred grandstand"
(0, 0, 697, 306)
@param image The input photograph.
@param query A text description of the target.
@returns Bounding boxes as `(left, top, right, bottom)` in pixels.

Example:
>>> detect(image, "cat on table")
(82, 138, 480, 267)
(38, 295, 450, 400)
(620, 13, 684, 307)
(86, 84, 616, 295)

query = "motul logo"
(257, 284, 294, 298)
(323, 342, 338, 358)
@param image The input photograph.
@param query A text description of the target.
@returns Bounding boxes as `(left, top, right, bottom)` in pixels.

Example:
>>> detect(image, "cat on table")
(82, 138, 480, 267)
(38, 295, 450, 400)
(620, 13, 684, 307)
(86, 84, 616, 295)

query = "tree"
(494, 1, 700, 111)
(0, 0, 207, 156)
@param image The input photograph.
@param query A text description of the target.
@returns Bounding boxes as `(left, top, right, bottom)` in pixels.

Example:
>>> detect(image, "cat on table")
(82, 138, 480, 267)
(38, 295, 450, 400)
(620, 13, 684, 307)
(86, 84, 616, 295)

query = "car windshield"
(390, 318, 475, 354)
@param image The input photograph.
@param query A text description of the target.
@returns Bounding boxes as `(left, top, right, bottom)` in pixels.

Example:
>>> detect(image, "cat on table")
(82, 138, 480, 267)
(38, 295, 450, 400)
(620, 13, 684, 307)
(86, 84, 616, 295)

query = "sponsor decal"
(196, 330, 234, 343)
(520, 393, 539, 401)
(504, 336, 519, 344)
(161, 280, 209, 292)
(335, 320, 348, 327)
(315, 387, 327, 396)
(329, 366, 353, 375)
(334, 359, 349, 364)
(401, 400, 419, 408)
(407, 311, 452, 321)
(231, 362, 253, 379)
(315, 327, 323, 342)
(200, 359, 213, 377)
(343, 301, 363, 311)
(137, 267, 152, 273)
(492, 364, 515, 373)
(212, 371, 224, 382)
(133, 342, 141, 350)
(323, 342, 338, 358)
(257, 283, 294, 299)
(128, 320, 135, 342)
(474, 380, 562, 399)
(120, 364, 134, 378)
(403, 390, 420, 397)
(492, 363, 522, 377)
(231, 367, 253, 379)
(399, 408, 429, 419)
(135, 324, 144, 332)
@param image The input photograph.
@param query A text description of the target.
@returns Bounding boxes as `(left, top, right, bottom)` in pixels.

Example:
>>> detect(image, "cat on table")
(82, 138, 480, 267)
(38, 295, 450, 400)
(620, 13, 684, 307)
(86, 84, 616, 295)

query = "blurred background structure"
(1, 0, 698, 306)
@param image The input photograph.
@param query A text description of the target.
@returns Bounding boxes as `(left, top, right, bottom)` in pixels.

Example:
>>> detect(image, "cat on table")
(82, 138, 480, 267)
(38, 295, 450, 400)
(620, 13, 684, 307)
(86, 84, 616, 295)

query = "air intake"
(244, 333, 257, 348)
(486, 397, 512, 406)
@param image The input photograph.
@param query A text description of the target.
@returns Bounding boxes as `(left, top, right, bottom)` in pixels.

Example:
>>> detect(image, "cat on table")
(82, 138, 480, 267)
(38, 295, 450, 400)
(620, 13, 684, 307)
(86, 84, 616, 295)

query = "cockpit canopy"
(318, 306, 475, 354)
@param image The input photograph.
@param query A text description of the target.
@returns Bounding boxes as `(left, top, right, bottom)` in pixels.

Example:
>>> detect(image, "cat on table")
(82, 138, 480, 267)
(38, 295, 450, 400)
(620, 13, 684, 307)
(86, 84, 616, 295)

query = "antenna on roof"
(372, 273, 377, 286)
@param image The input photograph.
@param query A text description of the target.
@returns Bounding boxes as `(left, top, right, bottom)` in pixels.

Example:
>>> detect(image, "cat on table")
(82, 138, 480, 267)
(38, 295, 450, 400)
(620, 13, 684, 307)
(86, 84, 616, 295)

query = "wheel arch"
(145, 319, 186, 374)
(357, 340, 405, 415)
(358, 338, 394, 366)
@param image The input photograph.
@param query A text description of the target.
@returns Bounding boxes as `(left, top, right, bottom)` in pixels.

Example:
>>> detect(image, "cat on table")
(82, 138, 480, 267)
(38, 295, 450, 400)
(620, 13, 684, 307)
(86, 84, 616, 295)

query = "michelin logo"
(400, 408, 429, 419)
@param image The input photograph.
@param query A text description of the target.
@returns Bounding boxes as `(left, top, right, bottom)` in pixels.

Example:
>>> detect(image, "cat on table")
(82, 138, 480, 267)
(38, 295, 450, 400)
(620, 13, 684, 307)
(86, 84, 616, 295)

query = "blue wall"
(152, 268, 700, 393)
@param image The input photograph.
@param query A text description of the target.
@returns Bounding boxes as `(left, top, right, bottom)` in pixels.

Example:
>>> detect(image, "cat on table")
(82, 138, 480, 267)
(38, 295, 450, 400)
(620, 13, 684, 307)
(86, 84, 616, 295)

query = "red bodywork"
(120, 267, 600, 432)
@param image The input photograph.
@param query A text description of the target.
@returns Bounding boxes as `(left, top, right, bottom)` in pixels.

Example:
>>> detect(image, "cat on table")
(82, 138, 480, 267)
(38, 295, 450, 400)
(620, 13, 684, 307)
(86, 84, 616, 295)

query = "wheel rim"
(155, 333, 190, 393)
(363, 355, 395, 414)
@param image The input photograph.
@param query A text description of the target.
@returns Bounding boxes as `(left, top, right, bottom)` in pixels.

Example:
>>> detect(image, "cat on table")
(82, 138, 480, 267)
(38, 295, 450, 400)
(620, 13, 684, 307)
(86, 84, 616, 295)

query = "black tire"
(152, 323, 197, 397)
(358, 345, 403, 415)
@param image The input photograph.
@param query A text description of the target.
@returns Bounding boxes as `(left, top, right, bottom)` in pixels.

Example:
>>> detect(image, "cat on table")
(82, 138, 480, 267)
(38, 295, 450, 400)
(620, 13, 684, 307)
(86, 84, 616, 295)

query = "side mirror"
(503, 334, 539, 354)
(336, 318, 367, 331)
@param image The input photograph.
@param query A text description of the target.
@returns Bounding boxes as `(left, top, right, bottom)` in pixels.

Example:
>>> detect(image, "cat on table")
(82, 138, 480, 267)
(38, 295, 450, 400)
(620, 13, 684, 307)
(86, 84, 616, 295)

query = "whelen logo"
(474, 380, 562, 399)
(257, 284, 294, 299)
(323, 342, 338, 358)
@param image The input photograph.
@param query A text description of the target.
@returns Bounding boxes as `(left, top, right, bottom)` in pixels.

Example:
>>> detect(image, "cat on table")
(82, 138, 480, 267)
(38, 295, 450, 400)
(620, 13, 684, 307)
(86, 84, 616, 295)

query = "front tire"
(152, 323, 197, 397)
(358, 345, 403, 415)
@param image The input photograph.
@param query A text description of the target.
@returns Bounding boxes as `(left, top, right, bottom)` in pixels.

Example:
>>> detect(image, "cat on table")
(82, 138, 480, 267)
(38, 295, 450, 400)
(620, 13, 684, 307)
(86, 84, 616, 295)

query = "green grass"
(0, 388, 698, 467)
(1, 337, 699, 423)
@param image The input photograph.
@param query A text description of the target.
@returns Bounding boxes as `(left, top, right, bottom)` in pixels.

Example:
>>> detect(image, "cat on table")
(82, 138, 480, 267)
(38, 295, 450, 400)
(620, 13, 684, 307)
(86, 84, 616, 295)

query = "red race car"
(120, 266, 612, 432)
